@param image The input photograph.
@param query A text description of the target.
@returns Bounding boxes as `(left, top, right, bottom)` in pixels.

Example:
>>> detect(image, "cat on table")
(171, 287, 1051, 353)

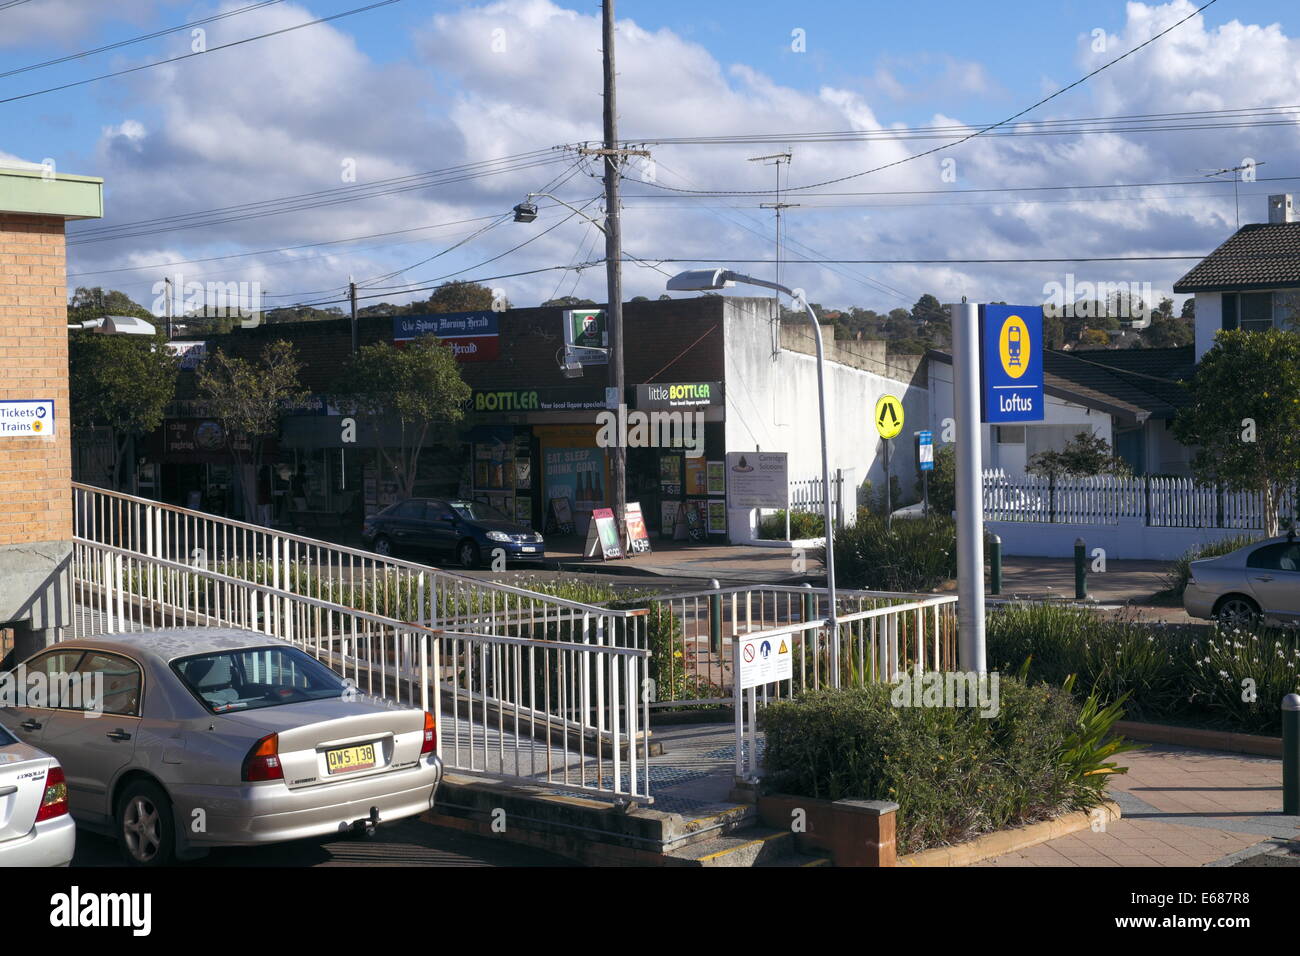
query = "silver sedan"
(1183, 534, 1300, 628)
(0, 722, 75, 866)
(0, 628, 442, 865)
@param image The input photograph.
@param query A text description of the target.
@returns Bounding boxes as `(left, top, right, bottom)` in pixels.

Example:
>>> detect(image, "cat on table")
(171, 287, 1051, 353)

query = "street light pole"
(665, 269, 838, 676)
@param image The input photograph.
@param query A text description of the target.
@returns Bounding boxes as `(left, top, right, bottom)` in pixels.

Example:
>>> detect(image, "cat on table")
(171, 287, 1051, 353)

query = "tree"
(196, 341, 306, 520)
(1027, 431, 1131, 479)
(68, 330, 179, 490)
(336, 336, 471, 499)
(917, 443, 957, 516)
(67, 287, 154, 326)
(541, 295, 598, 308)
(1172, 328, 1300, 536)
(419, 281, 502, 314)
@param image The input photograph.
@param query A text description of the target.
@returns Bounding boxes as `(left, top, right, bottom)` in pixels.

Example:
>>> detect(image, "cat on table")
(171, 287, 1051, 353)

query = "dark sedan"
(361, 498, 545, 568)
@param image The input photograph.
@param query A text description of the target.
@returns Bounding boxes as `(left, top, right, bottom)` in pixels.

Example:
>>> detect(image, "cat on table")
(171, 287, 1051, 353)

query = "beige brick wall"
(0, 214, 70, 547)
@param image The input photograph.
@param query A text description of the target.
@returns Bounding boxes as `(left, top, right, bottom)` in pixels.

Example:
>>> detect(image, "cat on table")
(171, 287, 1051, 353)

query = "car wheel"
(1216, 595, 1261, 630)
(373, 534, 392, 557)
(458, 540, 480, 570)
(117, 780, 176, 867)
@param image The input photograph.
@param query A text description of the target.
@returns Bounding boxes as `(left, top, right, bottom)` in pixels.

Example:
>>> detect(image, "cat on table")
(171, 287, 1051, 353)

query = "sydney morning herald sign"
(393, 311, 500, 361)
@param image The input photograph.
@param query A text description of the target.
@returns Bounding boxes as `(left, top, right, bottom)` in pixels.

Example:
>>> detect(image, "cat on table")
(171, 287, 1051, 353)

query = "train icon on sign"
(998, 314, 1031, 380)
(1007, 324, 1022, 366)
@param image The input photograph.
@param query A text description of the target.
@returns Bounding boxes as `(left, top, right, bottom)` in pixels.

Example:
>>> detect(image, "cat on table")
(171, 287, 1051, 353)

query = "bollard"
(709, 579, 722, 655)
(1284, 694, 1300, 815)
(990, 534, 1002, 596)
(1074, 537, 1087, 600)
(802, 581, 815, 623)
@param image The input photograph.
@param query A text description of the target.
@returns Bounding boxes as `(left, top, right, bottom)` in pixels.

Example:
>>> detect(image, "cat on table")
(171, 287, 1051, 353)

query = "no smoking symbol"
(742, 644, 755, 663)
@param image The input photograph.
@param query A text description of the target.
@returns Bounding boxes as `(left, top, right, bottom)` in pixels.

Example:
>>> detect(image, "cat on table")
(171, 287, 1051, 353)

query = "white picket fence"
(983, 471, 1298, 529)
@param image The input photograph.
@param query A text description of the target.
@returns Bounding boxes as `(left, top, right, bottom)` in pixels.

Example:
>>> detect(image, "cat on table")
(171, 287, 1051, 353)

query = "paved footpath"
(978, 744, 1300, 867)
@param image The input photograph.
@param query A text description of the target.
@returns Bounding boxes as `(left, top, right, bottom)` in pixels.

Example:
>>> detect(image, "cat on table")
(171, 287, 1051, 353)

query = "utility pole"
(600, 0, 626, 536)
(349, 277, 358, 354)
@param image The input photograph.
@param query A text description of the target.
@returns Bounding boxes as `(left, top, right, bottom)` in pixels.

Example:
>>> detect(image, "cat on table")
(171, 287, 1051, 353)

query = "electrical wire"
(0, 1, 286, 80)
(0, 0, 405, 108)
(623, 0, 1220, 195)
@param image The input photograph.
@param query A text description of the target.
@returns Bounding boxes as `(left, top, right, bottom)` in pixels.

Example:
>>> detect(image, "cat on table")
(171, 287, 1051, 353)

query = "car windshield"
(449, 500, 509, 522)
(171, 645, 346, 714)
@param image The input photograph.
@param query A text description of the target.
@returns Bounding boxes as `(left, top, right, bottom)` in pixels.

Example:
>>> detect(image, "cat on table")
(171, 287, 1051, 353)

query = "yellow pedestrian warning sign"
(874, 394, 904, 440)
(779, 639, 788, 654)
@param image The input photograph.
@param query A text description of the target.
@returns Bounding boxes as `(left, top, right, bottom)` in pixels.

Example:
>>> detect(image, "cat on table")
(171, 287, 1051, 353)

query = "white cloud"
(48, 0, 1300, 317)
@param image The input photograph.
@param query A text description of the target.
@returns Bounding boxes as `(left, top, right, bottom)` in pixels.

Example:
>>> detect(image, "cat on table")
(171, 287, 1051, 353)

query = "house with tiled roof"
(1173, 193, 1300, 359)
(928, 345, 1195, 477)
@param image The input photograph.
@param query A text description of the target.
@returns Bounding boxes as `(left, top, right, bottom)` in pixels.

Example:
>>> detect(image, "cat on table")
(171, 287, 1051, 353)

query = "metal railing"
(73, 482, 647, 650)
(70, 537, 652, 800)
(629, 583, 958, 708)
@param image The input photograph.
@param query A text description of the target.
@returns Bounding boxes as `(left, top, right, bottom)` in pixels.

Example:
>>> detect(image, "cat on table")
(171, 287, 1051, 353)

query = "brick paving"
(977, 744, 1300, 867)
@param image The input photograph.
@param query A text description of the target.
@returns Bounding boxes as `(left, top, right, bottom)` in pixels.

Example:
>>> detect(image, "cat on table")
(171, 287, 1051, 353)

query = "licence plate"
(521, 546, 536, 553)
(326, 743, 376, 774)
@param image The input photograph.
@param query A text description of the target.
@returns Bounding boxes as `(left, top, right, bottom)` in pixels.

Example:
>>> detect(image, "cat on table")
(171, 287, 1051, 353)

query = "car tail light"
(420, 712, 436, 755)
(35, 766, 68, 822)
(241, 733, 283, 782)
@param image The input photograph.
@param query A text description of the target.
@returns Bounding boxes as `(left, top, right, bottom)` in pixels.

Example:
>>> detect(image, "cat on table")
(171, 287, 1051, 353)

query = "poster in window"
(707, 499, 727, 534)
(515, 459, 531, 490)
(659, 453, 681, 493)
(684, 457, 707, 496)
(660, 500, 679, 538)
(474, 461, 489, 489)
(706, 460, 725, 496)
(515, 497, 533, 526)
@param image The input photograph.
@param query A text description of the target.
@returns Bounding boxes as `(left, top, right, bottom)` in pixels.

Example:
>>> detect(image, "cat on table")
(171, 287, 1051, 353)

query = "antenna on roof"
(1197, 160, 1266, 231)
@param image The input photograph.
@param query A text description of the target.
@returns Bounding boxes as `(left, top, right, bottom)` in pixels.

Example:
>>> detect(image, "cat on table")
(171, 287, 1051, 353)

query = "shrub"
(1163, 534, 1260, 597)
(758, 509, 824, 540)
(986, 603, 1300, 734)
(916, 443, 956, 517)
(824, 512, 958, 592)
(760, 676, 1133, 854)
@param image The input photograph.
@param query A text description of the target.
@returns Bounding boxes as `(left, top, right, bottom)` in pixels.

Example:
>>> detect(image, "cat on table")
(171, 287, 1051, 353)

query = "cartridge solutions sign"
(980, 304, 1044, 423)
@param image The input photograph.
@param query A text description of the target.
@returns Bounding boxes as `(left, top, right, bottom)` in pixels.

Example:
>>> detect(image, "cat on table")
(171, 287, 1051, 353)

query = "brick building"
(0, 163, 103, 660)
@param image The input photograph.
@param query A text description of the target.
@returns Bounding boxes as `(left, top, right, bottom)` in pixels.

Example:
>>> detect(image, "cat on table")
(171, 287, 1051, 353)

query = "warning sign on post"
(737, 634, 793, 690)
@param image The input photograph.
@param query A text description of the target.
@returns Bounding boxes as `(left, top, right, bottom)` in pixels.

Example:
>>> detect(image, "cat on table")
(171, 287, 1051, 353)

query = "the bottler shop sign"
(0, 399, 55, 438)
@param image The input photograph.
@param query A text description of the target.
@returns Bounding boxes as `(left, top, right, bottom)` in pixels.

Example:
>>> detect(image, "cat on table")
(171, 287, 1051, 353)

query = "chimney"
(1268, 194, 1295, 224)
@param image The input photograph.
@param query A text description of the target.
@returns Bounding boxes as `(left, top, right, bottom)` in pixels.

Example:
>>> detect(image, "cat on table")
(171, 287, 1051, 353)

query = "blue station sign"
(980, 304, 1044, 423)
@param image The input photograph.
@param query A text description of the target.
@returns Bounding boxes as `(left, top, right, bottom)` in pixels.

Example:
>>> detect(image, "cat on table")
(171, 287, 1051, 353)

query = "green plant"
(916, 444, 956, 517)
(758, 509, 824, 540)
(825, 512, 958, 592)
(759, 675, 1127, 854)
(1186, 629, 1300, 734)
(1163, 535, 1259, 597)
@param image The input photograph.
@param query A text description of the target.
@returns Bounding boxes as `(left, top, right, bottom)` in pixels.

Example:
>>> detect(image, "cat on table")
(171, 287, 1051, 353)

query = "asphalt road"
(71, 819, 572, 867)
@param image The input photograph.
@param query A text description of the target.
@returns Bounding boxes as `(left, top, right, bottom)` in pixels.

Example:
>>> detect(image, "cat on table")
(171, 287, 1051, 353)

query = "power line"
(0, 0, 405, 108)
(625, 0, 1219, 195)
(0, 1, 286, 80)
(67, 152, 568, 245)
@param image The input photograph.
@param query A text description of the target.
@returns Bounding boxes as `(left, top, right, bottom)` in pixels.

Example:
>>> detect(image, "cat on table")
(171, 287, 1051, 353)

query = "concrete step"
(665, 827, 796, 867)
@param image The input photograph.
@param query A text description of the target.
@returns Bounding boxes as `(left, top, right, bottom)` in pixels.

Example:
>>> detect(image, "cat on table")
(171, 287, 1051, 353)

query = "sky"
(2, 0, 1300, 318)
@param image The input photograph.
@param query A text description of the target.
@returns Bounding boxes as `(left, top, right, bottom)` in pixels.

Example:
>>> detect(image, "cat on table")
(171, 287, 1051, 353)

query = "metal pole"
(1074, 537, 1088, 600)
(804, 300, 839, 682)
(601, 0, 627, 538)
(950, 301, 986, 674)
(990, 534, 1002, 595)
(1284, 694, 1300, 815)
(884, 437, 891, 521)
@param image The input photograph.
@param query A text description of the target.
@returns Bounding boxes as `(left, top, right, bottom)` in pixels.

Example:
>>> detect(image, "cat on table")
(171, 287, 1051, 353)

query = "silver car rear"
(0, 723, 75, 867)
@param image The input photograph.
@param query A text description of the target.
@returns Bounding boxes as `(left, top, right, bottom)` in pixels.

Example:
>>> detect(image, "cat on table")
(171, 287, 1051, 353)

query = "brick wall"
(0, 214, 70, 547)
(173, 295, 728, 397)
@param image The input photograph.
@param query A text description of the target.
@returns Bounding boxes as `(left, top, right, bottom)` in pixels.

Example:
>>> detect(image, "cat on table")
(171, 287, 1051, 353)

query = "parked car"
(362, 497, 545, 568)
(1183, 533, 1300, 628)
(0, 721, 75, 866)
(0, 629, 442, 866)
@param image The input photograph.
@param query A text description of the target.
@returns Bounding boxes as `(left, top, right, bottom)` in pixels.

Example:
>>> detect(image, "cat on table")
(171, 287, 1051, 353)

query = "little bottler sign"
(0, 399, 55, 437)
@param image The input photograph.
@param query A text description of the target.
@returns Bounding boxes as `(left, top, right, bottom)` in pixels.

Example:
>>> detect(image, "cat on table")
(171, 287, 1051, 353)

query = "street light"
(665, 268, 840, 678)
(515, 193, 607, 234)
(68, 315, 157, 336)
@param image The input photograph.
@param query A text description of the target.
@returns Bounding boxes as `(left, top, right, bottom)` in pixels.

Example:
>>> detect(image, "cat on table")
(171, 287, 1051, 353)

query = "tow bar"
(351, 806, 381, 837)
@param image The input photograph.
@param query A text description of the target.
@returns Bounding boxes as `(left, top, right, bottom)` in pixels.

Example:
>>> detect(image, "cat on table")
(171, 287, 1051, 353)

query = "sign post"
(732, 630, 794, 782)
(950, 301, 986, 674)
(917, 429, 933, 516)
(874, 395, 904, 520)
